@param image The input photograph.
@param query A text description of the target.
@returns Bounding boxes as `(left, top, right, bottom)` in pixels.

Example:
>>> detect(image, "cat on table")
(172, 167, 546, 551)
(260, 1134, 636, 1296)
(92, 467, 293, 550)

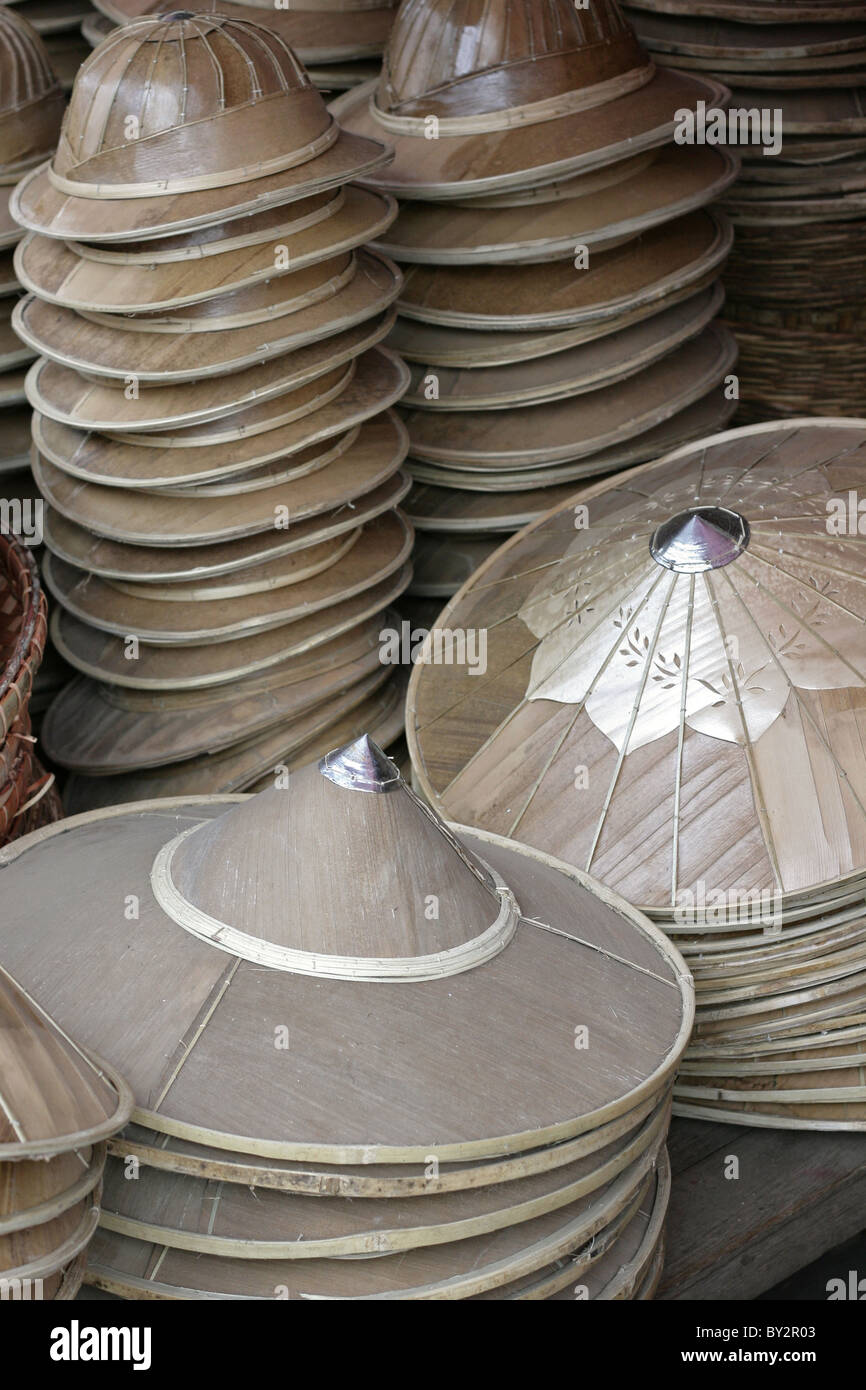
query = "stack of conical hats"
(331, 0, 740, 599)
(0, 734, 692, 1299)
(408, 418, 866, 1132)
(0, 6, 63, 481)
(10, 13, 415, 811)
(0, 531, 63, 843)
(623, 0, 866, 420)
(0, 963, 132, 1299)
(87, 0, 397, 94)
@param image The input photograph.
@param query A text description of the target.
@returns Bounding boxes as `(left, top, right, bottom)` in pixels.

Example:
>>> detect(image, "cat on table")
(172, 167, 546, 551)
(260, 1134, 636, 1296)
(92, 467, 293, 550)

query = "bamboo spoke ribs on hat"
(331, 0, 738, 596)
(407, 418, 866, 1131)
(10, 13, 416, 806)
(623, 1, 866, 418)
(0, 734, 691, 1297)
(0, 963, 132, 1299)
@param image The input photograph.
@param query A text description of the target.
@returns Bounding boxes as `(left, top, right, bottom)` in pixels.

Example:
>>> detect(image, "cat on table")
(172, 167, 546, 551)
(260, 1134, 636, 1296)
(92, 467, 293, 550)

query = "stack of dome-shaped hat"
(0, 5, 64, 482)
(10, 13, 415, 810)
(331, 0, 740, 598)
(623, 0, 866, 420)
(0, 733, 691, 1298)
(1, 0, 97, 96)
(408, 418, 866, 1131)
(87, 0, 397, 93)
(0, 962, 132, 1299)
(0, 531, 63, 844)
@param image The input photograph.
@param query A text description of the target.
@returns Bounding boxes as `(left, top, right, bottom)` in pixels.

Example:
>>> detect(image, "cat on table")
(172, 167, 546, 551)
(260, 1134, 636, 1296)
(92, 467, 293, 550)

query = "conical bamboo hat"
(0, 744, 692, 1161)
(407, 419, 866, 923)
(11, 14, 391, 242)
(0, 7, 65, 180)
(332, 0, 727, 199)
(0, 964, 132, 1160)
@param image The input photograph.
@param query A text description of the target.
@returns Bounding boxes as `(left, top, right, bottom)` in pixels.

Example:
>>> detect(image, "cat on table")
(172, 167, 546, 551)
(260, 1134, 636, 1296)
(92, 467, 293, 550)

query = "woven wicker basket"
(0, 533, 47, 745)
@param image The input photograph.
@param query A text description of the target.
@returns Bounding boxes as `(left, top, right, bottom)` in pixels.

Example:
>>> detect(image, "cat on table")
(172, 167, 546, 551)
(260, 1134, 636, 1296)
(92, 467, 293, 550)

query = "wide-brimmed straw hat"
(332, 0, 728, 200)
(11, 13, 392, 242)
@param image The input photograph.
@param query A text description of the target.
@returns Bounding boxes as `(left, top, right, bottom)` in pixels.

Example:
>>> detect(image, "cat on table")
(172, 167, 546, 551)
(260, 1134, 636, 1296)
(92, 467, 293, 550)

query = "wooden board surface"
(662, 1115, 866, 1299)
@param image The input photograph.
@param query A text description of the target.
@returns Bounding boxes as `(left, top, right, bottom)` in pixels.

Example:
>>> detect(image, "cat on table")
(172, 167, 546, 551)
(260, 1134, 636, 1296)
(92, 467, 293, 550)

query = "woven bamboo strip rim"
(0, 967, 134, 1159)
(98, 1105, 669, 1262)
(67, 187, 348, 265)
(504, 1174, 652, 1300)
(152, 825, 519, 980)
(48, 119, 340, 200)
(370, 64, 656, 137)
(0, 1144, 105, 1236)
(0, 1200, 100, 1283)
(108, 1089, 669, 1198)
(86, 1129, 667, 1300)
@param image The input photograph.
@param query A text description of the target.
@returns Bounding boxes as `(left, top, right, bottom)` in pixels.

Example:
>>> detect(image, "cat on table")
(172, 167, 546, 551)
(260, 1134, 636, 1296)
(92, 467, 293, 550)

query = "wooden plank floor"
(661, 1116, 866, 1300)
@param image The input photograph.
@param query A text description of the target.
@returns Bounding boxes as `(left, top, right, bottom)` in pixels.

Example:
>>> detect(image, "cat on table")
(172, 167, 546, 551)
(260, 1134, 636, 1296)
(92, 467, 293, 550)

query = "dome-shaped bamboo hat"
(0, 7, 64, 249)
(90, 0, 398, 67)
(0, 964, 132, 1300)
(0, 734, 691, 1297)
(333, 0, 728, 199)
(11, 13, 393, 242)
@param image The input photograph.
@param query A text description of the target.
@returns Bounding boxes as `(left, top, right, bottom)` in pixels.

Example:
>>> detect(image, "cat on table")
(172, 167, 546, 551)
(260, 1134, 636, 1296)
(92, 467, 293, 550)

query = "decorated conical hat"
(0, 7, 65, 180)
(0, 964, 132, 1160)
(14, 188, 396, 310)
(332, 0, 727, 199)
(91, 0, 397, 66)
(0, 747, 692, 1157)
(397, 210, 732, 330)
(374, 147, 738, 265)
(11, 15, 391, 242)
(407, 419, 866, 923)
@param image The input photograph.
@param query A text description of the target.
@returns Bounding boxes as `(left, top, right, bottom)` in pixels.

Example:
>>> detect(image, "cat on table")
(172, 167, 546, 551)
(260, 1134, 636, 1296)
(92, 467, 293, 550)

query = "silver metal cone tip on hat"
(318, 732, 401, 793)
(649, 505, 750, 574)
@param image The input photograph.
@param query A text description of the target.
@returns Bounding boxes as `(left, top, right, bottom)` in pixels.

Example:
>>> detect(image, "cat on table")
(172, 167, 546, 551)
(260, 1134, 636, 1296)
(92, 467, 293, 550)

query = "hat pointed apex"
(319, 733, 401, 794)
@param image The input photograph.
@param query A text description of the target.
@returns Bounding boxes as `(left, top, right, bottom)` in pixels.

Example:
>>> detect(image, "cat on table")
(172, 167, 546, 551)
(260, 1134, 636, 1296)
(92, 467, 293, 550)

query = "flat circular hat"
(12, 251, 402, 381)
(374, 146, 739, 265)
(332, 0, 727, 200)
(11, 14, 392, 242)
(408, 419, 866, 921)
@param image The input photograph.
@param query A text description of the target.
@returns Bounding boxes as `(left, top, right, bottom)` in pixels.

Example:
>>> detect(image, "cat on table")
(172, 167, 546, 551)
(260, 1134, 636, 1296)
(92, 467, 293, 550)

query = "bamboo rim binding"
(152, 827, 521, 980)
